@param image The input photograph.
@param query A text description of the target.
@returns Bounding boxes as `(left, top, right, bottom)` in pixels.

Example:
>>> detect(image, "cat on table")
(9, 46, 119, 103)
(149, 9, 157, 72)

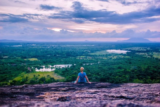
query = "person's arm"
(75, 76, 79, 84)
(85, 76, 91, 84)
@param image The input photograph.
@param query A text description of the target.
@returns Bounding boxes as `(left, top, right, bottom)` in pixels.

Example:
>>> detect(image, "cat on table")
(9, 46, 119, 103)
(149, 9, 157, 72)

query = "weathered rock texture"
(0, 82, 160, 107)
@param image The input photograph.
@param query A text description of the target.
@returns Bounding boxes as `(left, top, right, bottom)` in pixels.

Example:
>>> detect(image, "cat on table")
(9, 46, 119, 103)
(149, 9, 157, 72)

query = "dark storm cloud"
(49, 1, 160, 24)
(0, 14, 28, 23)
(40, 4, 60, 10)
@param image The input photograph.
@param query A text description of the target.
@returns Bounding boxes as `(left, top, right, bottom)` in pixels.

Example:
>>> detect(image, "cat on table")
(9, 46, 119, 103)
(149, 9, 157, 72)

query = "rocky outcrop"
(0, 82, 160, 107)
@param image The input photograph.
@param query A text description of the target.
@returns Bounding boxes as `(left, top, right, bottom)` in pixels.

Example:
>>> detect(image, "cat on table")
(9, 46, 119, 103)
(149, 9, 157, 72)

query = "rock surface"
(0, 82, 160, 107)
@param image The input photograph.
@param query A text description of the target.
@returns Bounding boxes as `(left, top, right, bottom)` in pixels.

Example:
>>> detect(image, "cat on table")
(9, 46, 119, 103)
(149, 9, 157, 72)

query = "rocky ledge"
(0, 82, 160, 107)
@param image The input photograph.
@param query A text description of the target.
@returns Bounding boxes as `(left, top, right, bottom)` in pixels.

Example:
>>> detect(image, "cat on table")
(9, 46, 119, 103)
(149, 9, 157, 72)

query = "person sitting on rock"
(74, 67, 91, 84)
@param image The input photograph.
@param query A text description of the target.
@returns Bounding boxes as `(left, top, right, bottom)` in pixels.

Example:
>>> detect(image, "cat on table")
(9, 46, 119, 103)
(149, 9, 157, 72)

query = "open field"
(14, 72, 64, 80)
(153, 52, 160, 59)
(125, 47, 150, 51)
(90, 50, 107, 55)
(6, 72, 65, 85)
(25, 58, 39, 61)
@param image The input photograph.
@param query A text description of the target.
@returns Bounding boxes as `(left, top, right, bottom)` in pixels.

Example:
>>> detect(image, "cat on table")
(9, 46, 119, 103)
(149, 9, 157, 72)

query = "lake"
(35, 64, 73, 72)
(106, 49, 130, 54)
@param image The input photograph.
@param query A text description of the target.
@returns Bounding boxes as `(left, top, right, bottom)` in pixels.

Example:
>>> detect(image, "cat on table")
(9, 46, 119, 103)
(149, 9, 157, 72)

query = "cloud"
(116, 0, 143, 6)
(49, 1, 160, 24)
(0, 14, 28, 23)
(98, 0, 109, 2)
(40, 4, 60, 10)
(72, 1, 83, 11)
(14, 0, 26, 4)
(0, 13, 46, 23)
(0, 23, 159, 41)
(0, 0, 160, 42)
(99, 0, 152, 6)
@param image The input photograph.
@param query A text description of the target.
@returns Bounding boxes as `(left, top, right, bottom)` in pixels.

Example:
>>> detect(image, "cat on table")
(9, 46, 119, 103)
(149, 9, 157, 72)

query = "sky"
(0, 0, 160, 42)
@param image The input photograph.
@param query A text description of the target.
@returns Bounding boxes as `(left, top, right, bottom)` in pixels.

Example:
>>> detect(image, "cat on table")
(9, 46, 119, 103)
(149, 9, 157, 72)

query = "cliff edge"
(0, 82, 160, 107)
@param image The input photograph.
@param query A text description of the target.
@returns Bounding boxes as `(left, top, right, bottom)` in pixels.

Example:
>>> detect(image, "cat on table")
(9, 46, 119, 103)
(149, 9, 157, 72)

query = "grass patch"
(90, 50, 107, 55)
(136, 52, 160, 59)
(10, 72, 65, 85)
(136, 53, 151, 58)
(25, 58, 38, 61)
(17, 72, 64, 80)
(3, 56, 9, 58)
(125, 47, 150, 51)
(153, 52, 160, 59)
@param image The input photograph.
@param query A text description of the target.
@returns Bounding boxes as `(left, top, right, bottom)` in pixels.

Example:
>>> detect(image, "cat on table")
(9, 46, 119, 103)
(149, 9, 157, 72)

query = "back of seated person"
(74, 67, 91, 84)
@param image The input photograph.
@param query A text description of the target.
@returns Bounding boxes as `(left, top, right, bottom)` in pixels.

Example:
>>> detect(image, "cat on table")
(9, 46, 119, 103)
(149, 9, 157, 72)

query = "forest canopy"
(0, 42, 160, 86)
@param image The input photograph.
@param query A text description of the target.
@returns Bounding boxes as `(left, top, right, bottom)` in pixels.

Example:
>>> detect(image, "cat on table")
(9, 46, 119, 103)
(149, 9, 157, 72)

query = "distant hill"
(119, 38, 151, 43)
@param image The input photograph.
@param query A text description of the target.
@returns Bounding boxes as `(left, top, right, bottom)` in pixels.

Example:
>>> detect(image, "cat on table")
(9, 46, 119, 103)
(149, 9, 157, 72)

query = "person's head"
(80, 67, 84, 72)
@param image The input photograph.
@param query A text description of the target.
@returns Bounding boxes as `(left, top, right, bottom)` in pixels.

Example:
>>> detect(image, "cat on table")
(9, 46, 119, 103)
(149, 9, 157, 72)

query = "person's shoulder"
(84, 72, 86, 74)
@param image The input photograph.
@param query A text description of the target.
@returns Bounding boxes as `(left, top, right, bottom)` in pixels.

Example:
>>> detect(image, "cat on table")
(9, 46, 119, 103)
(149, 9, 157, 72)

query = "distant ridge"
(0, 39, 159, 43)
(0, 39, 23, 42)
(118, 38, 151, 43)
